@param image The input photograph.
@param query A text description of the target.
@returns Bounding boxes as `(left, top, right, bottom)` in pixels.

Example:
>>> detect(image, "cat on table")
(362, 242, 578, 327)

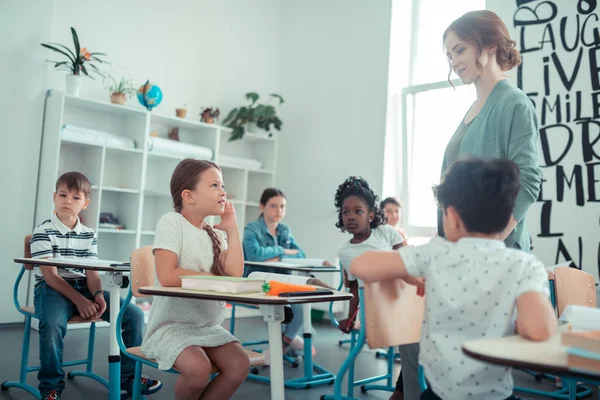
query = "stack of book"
(562, 330, 600, 373)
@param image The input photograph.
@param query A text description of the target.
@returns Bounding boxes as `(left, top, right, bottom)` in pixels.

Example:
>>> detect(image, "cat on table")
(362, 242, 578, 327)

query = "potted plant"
(104, 70, 136, 105)
(176, 104, 187, 118)
(222, 93, 284, 141)
(41, 27, 107, 96)
(200, 107, 220, 124)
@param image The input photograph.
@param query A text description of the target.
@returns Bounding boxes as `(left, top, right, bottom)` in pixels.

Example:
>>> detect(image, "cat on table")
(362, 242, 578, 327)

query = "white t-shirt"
(338, 225, 404, 283)
(400, 236, 549, 400)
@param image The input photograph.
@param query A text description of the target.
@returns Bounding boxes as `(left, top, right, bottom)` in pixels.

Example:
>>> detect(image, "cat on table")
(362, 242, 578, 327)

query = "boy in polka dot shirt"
(350, 159, 557, 400)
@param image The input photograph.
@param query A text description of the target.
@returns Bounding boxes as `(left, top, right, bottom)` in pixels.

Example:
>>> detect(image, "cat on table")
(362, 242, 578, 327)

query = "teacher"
(439, 10, 541, 251)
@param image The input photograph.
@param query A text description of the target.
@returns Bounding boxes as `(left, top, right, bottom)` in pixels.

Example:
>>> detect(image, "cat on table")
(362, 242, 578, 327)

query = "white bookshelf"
(33, 90, 278, 323)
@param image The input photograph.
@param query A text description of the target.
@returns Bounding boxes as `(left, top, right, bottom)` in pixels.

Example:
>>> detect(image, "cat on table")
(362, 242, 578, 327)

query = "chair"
(1, 235, 107, 399)
(322, 278, 425, 400)
(513, 266, 595, 400)
(117, 246, 265, 400)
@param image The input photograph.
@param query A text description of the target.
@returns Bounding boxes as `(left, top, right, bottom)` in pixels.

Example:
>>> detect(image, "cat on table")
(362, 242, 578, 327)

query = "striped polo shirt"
(31, 213, 98, 280)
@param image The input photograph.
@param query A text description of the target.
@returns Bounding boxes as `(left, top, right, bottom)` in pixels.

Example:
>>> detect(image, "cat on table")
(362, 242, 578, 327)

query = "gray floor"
(0, 317, 596, 400)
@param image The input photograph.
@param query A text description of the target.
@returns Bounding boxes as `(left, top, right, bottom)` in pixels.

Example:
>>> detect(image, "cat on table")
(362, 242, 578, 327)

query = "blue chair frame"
(1, 264, 108, 399)
(321, 288, 397, 400)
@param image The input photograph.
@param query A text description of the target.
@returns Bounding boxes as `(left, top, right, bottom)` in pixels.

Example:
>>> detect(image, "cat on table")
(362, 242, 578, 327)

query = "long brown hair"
(443, 10, 521, 84)
(170, 158, 226, 276)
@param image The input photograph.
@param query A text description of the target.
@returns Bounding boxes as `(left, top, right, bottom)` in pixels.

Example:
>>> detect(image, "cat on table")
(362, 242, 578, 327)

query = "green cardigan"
(438, 79, 542, 252)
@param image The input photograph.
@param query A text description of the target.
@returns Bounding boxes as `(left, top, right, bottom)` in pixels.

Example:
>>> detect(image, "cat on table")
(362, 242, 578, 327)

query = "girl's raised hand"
(214, 201, 238, 233)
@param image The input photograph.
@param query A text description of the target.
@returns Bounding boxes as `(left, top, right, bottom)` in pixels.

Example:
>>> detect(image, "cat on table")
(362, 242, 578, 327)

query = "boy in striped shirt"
(31, 172, 161, 400)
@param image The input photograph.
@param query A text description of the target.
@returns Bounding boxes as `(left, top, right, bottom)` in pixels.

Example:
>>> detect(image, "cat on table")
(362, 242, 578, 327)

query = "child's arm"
(350, 250, 409, 283)
(155, 249, 212, 287)
(218, 228, 244, 278)
(338, 279, 359, 333)
(214, 201, 244, 277)
(40, 266, 99, 319)
(86, 270, 106, 319)
(516, 291, 557, 341)
(283, 234, 306, 259)
(243, 226, 286, 261)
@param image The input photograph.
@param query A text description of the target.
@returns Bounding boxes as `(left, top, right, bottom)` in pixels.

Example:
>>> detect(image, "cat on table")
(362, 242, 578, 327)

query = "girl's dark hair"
(334, 176, 385, 231)
(380, 197, 402, 210)
(443, 10, 521, 85)
(259, 188, 286, 217)
(170, 158, 226, 276)
(433, 158, 520, 234)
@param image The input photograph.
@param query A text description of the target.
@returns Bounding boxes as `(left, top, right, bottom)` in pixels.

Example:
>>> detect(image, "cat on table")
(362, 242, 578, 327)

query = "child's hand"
(322, 260, 334, 267)
(93, 293, 107, 319)
(214, 201, 238, 233)
(76, 298, 100, 320)
(284, 249, 299, 255)
(403, 276, 425, 296)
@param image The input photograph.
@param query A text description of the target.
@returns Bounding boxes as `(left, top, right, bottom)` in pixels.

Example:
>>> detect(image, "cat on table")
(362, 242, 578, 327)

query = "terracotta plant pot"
(203, 116, 215, 124)
(176, 108, 187, 118)
(110, 93, 126, 105)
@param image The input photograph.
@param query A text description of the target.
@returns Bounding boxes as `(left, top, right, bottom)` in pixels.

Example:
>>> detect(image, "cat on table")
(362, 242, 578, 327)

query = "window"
(384, 0, 485, 237)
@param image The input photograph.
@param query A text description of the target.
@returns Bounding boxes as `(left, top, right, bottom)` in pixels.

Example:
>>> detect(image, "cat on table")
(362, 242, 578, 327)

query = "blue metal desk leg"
(108, 272, 122, 400)
(284, 304, 335, 389)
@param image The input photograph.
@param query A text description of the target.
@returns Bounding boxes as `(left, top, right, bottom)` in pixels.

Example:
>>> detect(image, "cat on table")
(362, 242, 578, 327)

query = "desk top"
(244, 261, 339, 273)
(14, 257, 131, 272)
(139, 286, 352, 305)
(462, 328, 600, 381)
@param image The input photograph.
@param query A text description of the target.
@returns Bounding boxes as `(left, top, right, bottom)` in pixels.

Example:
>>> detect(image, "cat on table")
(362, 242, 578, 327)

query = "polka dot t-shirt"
(400, 236, 549, 400)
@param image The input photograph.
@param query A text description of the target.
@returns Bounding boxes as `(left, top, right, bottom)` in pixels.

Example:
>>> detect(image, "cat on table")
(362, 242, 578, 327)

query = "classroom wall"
(0, 0, 55, 324)
(46, 0, 284, 117)
(275, 0, 393, 261)
(488, 0, 600, 280)
(0, 0, 284, 323)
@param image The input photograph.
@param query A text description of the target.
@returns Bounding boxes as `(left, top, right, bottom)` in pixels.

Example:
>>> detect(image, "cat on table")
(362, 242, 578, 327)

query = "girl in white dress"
(141, 159, 249, 400)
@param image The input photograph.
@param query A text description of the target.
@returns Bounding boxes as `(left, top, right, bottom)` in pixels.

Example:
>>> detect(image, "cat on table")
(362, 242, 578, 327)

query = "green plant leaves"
(245, 92, 259, 105)
(225, 92, 284, 141)
(71, 27, 81, 57)
(41, 44, 74, 63)
(269, 93, 284, 105)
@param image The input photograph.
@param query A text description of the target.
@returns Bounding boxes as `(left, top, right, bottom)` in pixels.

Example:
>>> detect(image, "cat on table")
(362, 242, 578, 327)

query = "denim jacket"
(243, 216, 306, 261)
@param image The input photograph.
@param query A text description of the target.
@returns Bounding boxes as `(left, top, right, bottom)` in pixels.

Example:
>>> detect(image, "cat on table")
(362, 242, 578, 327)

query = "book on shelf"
(180, 275, 263, 294)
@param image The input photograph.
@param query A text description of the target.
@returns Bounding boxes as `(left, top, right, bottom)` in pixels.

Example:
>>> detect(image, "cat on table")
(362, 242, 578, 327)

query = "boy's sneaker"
(122, 375, 163, 395)
(42, 391, 61, 400)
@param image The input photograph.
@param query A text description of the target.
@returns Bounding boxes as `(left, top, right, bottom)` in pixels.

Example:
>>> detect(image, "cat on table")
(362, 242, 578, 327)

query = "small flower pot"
(110, 93, 127, 105)
(176, 108, 187, 118)
(65, 74, 82, 96)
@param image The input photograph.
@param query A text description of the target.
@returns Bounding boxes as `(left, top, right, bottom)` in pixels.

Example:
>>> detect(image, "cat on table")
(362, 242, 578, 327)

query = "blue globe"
(137, 81, 163, 111)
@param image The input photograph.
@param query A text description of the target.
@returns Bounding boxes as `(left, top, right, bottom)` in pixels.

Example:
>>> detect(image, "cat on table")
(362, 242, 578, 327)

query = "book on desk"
(181, 276, 263, 294)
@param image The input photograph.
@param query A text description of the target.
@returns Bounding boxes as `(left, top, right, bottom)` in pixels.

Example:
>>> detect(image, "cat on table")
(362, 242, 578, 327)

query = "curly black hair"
(334, 176, 385, 231)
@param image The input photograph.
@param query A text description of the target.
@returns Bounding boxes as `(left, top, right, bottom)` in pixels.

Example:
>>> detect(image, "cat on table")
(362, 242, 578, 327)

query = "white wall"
(488, 0, 600, 279)
(47, 0, 283, 120)
(0, 0, 54, 323)
(276, 1, 393, 261)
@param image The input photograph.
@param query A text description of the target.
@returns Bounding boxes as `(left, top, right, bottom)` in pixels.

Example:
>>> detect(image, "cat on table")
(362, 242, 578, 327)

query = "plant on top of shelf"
(200, 107, 220, 124)
(41, 27, 107, 96)
(222, 92, 284, 141)
(103, 69, 136, 105)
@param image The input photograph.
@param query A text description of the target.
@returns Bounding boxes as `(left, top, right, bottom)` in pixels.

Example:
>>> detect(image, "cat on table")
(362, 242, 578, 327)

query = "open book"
(180, 276, 263, 294)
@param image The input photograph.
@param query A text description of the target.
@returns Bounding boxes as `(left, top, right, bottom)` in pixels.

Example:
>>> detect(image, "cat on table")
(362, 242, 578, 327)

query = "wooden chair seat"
(20, 306, 104, 324)
(126, 346, 265, 373)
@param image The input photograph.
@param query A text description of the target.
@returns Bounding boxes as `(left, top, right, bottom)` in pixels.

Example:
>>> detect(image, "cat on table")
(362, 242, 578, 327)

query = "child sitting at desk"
(350, 159, 558, 400)
(143, 159, 250, 400)
(335, 177, 421, 400)
(31, 172, 161, 400)
(243, 188, 326, 360)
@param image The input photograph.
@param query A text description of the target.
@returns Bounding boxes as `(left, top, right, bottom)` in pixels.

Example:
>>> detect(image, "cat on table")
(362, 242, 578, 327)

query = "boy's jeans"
(34, 279, 143, 394)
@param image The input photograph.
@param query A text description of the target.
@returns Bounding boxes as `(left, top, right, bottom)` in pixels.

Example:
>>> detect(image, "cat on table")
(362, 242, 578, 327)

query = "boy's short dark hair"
(433, 158, 520, 234)
(55, 172, 92, 198)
